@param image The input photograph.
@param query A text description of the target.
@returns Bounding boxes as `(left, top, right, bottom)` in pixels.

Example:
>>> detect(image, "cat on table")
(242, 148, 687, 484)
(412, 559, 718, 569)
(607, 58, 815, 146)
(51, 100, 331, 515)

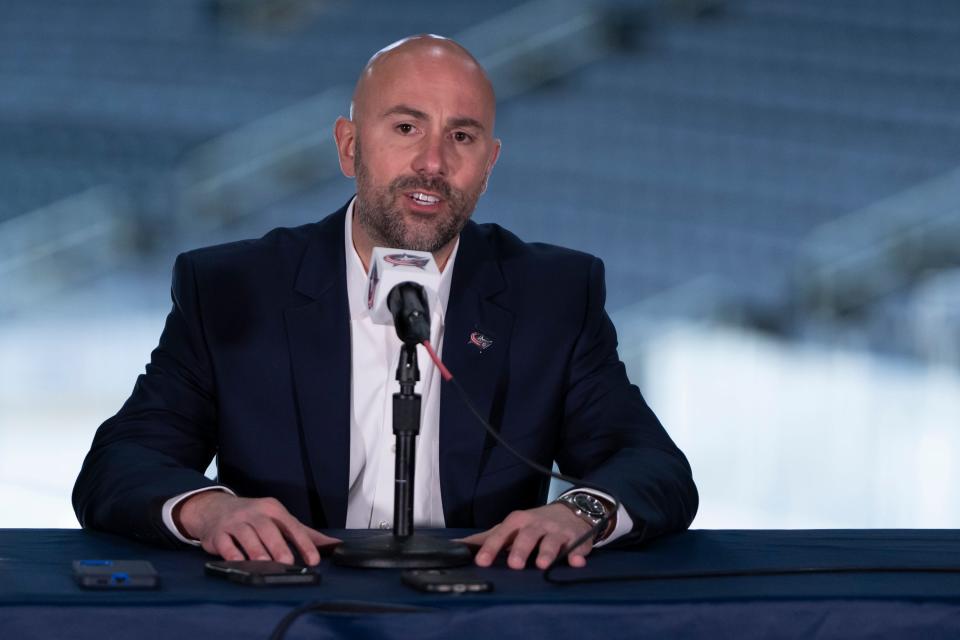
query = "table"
(3, 529, 960, 639)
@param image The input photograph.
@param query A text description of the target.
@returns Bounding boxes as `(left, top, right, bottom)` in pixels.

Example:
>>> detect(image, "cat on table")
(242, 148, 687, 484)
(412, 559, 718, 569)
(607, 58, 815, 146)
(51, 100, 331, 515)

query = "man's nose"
(412, 133, 448, 176)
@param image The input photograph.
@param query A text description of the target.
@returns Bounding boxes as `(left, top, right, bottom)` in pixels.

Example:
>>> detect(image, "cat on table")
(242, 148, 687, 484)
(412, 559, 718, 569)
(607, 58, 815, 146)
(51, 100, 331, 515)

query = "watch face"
(572, 493, 606, 518)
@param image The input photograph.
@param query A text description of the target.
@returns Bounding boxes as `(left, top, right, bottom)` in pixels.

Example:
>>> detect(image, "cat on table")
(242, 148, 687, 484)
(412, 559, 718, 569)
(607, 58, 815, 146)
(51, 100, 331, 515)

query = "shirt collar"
(344, 196, 459, 322)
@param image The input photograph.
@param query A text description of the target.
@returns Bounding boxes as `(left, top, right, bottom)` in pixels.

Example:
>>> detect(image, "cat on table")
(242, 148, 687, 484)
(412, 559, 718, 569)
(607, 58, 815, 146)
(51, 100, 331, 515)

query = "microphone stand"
(332, 342, 472, 568)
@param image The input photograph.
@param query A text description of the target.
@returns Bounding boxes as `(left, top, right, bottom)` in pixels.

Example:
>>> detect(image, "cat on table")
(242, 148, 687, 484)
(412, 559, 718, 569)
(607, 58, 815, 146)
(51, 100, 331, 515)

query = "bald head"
(350, 35, 496, 127)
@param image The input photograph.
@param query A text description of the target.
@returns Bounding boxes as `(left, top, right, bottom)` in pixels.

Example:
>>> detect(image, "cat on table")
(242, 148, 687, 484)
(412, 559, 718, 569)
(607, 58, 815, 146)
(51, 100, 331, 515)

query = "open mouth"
(406, 191, 442, 207)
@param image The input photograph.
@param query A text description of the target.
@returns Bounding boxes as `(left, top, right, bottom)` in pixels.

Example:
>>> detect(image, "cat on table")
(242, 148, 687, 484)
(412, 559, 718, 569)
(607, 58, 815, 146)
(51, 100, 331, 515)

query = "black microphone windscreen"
(387, 282, 431, 345)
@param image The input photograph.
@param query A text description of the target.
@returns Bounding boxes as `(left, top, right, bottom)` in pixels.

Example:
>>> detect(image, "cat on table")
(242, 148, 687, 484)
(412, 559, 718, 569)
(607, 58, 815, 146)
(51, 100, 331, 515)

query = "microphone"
(367, 247, 440, 344)
(334, 246, 473, 569)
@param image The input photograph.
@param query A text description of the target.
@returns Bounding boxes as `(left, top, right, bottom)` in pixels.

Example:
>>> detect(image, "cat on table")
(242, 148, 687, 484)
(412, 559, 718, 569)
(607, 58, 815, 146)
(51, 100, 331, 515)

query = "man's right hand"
(174, 491, 340, 566)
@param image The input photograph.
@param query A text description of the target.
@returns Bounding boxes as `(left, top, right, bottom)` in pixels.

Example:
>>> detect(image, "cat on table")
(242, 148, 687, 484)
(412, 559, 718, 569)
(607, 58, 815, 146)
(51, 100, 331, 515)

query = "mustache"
(390, 175, 454, 200)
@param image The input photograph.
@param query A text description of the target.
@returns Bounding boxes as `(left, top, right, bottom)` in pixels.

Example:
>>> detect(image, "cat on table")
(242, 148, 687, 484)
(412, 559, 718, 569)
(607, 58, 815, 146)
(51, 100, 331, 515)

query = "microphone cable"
(422, 341, 960, 586)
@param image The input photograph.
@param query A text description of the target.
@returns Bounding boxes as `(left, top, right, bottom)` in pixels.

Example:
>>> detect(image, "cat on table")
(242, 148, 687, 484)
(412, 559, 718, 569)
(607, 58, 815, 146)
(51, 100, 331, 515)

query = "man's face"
(336, 46, 500, 254)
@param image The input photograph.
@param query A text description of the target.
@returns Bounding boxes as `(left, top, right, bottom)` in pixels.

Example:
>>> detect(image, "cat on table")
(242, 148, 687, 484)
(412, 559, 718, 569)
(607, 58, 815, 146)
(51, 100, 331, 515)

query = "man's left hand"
(459, 503, 594, 570)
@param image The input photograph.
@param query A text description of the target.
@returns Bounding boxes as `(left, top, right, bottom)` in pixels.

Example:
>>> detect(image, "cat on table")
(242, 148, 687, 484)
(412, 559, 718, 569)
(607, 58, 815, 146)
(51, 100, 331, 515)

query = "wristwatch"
(556, 492, 613, 541)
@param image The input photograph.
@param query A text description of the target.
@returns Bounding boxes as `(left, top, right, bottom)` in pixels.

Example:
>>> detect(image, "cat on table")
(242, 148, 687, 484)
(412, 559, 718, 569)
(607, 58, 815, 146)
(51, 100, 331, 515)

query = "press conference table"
(3, 529, 960, 639)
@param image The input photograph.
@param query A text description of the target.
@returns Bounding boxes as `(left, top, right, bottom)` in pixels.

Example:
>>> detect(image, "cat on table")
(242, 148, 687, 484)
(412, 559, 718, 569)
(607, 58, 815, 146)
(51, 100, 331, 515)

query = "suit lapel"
(284, 207, 351, 528)
(440, 222, 514, 527)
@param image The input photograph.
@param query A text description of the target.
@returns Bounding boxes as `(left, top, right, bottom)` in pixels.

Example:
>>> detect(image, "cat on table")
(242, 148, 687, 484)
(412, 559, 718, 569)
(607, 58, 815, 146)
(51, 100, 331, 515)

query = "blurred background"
(2, 0, 959, 529)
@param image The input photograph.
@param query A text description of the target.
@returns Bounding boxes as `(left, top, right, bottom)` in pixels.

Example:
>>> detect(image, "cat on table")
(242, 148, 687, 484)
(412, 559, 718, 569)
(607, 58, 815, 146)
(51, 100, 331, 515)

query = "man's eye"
(453, 131, 473, 143)
(396, 123, 415, 134)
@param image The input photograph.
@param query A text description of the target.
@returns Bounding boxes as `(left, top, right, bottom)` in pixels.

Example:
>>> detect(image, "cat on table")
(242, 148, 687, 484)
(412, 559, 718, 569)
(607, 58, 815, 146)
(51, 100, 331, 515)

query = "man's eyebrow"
(448, 117, 485, 132)
(382, 105, 429, 120)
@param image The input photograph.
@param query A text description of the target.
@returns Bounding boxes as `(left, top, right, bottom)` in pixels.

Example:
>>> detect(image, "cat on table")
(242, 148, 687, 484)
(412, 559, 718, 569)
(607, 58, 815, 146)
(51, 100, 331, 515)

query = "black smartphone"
(401, 569, 493, 594)
(73, 560, 160, 589)
(204, 560, 321, 586)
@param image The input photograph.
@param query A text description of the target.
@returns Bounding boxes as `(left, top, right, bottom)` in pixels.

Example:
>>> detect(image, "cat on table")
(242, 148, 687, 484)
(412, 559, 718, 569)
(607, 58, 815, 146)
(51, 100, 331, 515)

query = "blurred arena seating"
(1, 0, 959, 365)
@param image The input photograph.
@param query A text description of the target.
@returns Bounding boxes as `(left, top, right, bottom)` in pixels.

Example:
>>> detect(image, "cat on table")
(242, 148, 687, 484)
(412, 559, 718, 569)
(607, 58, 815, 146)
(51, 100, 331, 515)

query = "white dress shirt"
(162, 198, 631, 545)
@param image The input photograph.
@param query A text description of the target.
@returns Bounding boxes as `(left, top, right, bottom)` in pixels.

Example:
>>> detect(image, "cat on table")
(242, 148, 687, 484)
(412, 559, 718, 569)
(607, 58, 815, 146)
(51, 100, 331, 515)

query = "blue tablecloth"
(3, 529, 960, 639)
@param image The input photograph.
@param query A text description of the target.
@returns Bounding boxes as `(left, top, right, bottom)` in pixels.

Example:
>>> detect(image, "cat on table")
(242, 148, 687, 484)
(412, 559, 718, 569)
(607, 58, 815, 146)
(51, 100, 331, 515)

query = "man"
(73, 35, 697, 570)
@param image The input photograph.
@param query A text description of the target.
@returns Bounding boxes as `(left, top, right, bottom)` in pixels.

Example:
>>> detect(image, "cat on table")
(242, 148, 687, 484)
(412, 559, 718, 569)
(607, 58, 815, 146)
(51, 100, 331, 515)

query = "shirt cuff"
(557, 487, 633, 547)
(161, 486, 235, 545)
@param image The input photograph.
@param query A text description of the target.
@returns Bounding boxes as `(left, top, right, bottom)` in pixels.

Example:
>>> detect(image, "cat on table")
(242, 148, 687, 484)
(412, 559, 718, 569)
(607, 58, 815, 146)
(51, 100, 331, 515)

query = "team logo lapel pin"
(469, 331, 494, 352)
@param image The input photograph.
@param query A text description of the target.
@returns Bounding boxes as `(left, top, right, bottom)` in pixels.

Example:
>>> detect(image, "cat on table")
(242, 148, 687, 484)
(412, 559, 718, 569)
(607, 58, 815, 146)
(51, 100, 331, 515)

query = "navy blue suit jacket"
(73, 202, 698, 547)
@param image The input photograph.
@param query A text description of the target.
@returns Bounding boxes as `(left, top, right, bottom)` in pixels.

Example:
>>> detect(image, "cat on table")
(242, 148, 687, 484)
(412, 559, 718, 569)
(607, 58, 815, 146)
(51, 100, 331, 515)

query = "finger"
(475, 526, 515, 567)
(305, 528, 342, 556)
(567, 553, 588, 568)
(534, 533, 566, 570)
(232, 522, 271, 561)
(566, 536, 594, 568)
(455, 530, 490, 555)
(572, 534, 594, 557)
(449, 529, 491, 561)
(304, 523, 341, 539)
(275, 517, 321, 566)
(474, 526, 514, 567)
(213, 531, 245, 561)
(200, 536, 219, 557)
(506, 528, 545, 570)
(249, 517, 295, 564)
(305, 526, 342, 545)
(456, 530, 489, 546)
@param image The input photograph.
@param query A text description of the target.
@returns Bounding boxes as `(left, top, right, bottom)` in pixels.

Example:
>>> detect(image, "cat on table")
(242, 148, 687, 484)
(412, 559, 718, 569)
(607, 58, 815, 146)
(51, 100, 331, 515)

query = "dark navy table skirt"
(3, 529, 960, 639)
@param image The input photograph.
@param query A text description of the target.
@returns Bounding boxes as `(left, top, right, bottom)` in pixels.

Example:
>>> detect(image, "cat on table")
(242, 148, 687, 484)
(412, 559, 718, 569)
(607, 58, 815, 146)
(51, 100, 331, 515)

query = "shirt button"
(379, 521, 390, 530)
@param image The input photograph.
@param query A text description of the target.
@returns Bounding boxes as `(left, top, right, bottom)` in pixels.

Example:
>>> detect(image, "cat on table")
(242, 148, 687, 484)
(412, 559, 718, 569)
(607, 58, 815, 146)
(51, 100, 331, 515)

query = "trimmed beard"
(353, 137, 481, 253)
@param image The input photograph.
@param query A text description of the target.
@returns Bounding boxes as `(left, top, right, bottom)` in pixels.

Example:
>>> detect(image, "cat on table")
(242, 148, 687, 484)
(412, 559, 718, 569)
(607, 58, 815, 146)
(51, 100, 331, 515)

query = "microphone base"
(332, 533, 473, 569)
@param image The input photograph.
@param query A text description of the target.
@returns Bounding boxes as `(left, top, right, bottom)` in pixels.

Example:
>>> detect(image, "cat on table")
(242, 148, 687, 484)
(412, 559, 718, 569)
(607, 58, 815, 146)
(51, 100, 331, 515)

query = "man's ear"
(481, 138, 502, 194)
(334, 116, 357, 178)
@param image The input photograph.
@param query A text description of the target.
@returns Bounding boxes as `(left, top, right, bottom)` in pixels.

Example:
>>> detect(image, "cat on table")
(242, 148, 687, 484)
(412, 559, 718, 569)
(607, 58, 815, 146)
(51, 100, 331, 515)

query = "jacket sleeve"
(72, 252, 221, 547)
(555, 257, 698, 546)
